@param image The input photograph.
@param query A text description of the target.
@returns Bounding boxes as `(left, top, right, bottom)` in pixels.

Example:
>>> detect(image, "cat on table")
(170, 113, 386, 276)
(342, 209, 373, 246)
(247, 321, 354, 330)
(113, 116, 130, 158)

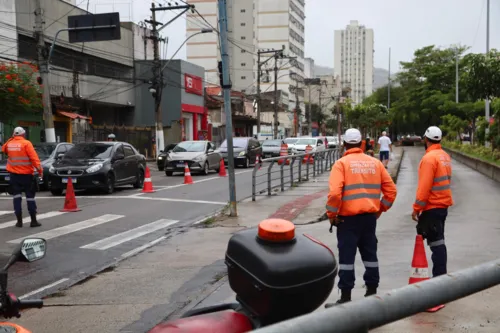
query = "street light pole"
(485, 0, 490, 147)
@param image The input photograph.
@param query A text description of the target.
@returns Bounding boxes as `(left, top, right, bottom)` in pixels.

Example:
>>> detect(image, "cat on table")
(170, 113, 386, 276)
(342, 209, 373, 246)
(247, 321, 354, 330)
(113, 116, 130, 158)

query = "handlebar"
(18, 299, 43, 310)
(0, 293, 44, 318)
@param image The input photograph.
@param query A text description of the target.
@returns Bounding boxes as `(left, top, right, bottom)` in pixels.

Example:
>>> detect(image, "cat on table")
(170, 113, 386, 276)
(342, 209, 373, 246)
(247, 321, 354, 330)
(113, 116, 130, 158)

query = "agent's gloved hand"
(329, 216, 343, 233)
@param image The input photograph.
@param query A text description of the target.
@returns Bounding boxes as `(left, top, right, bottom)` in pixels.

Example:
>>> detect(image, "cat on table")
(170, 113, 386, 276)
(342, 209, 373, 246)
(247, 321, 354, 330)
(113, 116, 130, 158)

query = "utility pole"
(217, 0, 237, 217)
(307, 84, 312, 135)
(256, 51, 261, 135)
(273, 53, 279, 139)
(485, 0, 491, 147)
(317, 85, 322, 136)
(34, 0, 55, 143)
(455, 48, 459, 103)
(336, 92, 342, 145)
(388, 47, 391, 111)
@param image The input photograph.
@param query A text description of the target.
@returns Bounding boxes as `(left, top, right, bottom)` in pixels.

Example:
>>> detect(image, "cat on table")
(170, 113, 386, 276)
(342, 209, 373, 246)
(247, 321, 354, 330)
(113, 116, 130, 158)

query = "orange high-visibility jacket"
(413, 144, 453, 212)
(1, 136, 41, 175)
(326, 148, 397, 218)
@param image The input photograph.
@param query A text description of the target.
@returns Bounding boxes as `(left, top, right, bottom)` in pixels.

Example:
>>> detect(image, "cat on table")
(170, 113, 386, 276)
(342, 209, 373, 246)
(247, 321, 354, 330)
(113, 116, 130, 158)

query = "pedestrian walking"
(377, 131, 392, 168)
(324, 128, 397, 306)
(107, 133, 116, 142)
(412, 126, 453, 278)
(1, 127, 42, 228)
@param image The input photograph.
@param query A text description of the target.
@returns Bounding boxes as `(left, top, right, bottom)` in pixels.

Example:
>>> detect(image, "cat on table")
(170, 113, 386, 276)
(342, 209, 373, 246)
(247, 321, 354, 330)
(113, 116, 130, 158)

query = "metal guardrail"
(251, 149, 340, 201)
(253, 258, 500, 333)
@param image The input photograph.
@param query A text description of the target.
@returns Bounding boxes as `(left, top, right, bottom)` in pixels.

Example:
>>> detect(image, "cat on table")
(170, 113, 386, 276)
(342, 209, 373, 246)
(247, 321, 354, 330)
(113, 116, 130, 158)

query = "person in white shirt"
(377, 131, 392, 168)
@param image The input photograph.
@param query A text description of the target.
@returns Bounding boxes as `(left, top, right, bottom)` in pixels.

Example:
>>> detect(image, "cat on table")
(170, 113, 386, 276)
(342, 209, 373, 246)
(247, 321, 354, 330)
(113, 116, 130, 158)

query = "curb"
(390, 149, 405, 184)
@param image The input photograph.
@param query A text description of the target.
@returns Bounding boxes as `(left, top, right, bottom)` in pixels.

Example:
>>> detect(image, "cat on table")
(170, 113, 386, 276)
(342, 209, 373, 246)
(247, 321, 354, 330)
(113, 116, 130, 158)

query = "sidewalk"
(13, 148, 404, 333)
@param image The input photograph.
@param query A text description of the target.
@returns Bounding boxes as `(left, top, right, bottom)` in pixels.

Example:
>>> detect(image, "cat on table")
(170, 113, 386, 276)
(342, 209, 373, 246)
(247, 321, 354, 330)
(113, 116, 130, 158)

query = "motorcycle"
(0, 237, 47, 333)
(149, 219, 339, 333)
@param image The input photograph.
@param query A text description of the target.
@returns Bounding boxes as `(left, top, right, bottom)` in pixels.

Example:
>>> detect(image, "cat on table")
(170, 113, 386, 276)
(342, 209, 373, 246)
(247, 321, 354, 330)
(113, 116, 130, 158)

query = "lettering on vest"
(7, 143, 22, 151)
(349, 160, 376, 175)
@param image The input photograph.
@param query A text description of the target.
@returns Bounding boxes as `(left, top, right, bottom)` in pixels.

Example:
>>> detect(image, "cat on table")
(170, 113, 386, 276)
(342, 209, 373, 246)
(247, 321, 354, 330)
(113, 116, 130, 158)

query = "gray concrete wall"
(180, 61, 205, 107)
(444, 147, 500, 183)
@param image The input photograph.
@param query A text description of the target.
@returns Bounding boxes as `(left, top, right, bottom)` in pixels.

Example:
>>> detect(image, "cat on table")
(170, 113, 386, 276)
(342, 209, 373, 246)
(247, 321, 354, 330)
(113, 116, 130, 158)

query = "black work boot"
(30, 213, 41, 228)
(364, 286, 377, 297)
(325, 289, 351, 308)
(15, 213, 23, 228)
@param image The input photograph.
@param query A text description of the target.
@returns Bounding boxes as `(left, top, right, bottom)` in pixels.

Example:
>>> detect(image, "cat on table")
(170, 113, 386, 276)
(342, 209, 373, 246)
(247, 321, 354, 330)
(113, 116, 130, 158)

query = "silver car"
(164, 141, 222, 176)
(261, 139, 284, 158)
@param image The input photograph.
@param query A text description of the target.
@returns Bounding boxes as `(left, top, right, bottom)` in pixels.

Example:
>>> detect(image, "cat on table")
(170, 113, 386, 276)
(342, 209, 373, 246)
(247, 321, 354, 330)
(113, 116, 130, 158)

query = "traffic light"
(218, 61, 223, 87)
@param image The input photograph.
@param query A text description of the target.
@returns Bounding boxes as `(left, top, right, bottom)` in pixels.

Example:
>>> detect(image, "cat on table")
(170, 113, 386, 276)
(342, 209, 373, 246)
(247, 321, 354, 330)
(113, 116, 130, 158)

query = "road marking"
(125, 196, 227, 205)
(0, 211, 11, 216)
(81, 219, 179, 250)
(7, 214, 124, 244)
(0, 211, 67, 230)
(120, 236, 167, 259)
(19, 278, 70, 300)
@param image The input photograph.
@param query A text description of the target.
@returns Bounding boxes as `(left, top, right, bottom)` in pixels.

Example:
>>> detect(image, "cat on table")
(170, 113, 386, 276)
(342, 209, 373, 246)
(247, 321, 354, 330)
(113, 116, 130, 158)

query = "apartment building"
(334, 20, 374, 104)
(304, 57, 315, 78)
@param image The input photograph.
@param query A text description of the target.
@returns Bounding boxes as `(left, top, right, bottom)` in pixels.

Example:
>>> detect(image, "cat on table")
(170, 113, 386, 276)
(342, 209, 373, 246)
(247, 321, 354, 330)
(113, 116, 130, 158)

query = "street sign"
(68, 12, 121, 43)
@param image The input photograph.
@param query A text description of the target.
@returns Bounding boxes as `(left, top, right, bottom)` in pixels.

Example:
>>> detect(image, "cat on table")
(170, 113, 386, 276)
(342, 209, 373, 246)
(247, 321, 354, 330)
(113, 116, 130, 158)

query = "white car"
(291, 138, 326, 154)
(283, 137, 299, 154)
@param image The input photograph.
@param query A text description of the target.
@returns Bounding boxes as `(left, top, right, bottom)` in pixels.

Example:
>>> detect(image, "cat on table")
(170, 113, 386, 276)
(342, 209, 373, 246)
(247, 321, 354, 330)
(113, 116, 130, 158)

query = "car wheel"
(104, 174, 115, 194)
(165, 171, 173, 177)
(133, 169, 144, 188)
(202, 162, 209, 175)
(244, 157, 250, 168)
(51, 189, 63, 196)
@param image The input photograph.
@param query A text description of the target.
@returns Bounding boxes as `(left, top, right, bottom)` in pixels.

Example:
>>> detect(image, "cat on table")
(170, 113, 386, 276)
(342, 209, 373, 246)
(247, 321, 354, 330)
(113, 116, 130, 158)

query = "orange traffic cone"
(183, 162, 194, 184)
(60, 177, 81, 212)
(219, 159, 227, 177)
(142, 166, 155, 193)
(255, 155, 261, 170)
(409, 235, 445, 312)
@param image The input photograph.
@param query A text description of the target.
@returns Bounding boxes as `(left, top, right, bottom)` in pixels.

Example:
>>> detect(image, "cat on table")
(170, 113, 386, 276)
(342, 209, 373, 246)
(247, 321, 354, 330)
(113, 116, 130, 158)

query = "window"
(241, 36, 246, 40)
(124, 145, 135, 157)
(241, 23, 246, 26)
(241, 76, 246, 79)
(240, 9, 246, 12)
(241, 49, 246, 53)
(241, 63, 246, 66)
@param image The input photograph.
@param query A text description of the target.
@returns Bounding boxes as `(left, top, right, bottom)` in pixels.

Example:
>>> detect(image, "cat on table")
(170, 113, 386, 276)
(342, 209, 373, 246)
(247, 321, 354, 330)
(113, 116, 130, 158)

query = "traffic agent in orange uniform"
(324, 128, 397, 307)
(412, 126, 453, 278)
(1, 127, 42, 228)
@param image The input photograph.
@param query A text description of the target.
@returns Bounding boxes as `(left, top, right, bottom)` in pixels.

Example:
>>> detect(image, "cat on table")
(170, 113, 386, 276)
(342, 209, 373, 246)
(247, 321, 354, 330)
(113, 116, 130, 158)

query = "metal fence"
(253, 258, 500, 333)
(252, 149, 340, 201)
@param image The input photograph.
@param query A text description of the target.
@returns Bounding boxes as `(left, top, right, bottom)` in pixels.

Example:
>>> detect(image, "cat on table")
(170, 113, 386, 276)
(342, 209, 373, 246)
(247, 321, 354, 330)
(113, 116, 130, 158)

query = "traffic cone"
(142, 166, 155, 193)
(255, 155, 261, 170)
(408, 235, 445, 312)
(183, 162, 194, 184)
(219, 158, 227, 177)
(60, 177, 81, 212)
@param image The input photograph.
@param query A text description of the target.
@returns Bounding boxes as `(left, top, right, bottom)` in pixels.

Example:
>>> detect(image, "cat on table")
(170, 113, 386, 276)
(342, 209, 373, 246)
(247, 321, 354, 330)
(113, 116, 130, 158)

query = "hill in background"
(314, 64, 395, 90)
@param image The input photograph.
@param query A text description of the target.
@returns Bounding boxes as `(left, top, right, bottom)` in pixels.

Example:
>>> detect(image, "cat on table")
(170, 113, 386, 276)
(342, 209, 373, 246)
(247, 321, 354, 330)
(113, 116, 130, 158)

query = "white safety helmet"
(424, 126, 442, 141)
(108, 134, 116, 139)
(343, 128, 362, 144)
(13, 127, 26, 136)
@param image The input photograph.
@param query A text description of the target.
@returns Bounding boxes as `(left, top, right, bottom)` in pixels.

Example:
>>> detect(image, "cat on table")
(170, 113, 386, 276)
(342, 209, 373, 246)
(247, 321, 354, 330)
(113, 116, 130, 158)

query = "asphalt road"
(0, 159, 322, 298)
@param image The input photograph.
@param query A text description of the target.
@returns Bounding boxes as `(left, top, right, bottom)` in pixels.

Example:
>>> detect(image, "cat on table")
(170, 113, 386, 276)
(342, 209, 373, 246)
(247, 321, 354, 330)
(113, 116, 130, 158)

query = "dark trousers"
(419, 208, 448, 277)
(9, 173, 37, 216)
(336, 213, 379, 290)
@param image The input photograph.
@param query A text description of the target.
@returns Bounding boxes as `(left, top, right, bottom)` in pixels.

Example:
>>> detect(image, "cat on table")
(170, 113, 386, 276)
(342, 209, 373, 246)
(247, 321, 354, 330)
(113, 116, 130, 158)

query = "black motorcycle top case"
(225, 228, 338, 325)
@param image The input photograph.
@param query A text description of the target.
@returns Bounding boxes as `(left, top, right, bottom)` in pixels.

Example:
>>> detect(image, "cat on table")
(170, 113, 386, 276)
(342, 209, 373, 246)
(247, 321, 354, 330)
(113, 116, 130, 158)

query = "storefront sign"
(184, 74, 203, 96)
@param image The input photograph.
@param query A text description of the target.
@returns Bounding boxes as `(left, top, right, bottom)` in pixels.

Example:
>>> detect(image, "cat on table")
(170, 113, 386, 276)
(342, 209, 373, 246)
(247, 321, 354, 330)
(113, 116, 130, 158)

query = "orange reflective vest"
(326, 148, 397, 218)
(413, 144, 453, 212)
(1, 136, 41, 175)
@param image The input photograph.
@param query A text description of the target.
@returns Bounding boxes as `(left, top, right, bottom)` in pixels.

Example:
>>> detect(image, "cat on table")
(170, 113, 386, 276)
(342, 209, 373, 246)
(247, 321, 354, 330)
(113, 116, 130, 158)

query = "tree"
(461, 49, 500, 102)
(440, 114, 468, 141)
(345, 103, 389, 137)
(0, 62, 42, 124)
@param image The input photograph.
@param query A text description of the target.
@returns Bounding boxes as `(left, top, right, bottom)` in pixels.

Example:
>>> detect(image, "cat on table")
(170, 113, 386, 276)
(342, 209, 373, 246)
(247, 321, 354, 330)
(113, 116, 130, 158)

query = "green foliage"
(0, 62, 42, 124)
(345, 103, 389, 136)
(440, 114, 468, 140)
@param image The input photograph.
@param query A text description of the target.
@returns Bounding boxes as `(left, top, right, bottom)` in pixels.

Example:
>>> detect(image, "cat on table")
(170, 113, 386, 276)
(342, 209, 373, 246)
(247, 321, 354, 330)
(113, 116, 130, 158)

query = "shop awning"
(57, 111, 88, 120)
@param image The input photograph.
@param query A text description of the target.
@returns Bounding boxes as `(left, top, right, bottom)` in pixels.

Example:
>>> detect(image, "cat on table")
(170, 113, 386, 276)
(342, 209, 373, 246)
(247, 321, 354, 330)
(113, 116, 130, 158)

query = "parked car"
(261, 139, 284, 158)
(48, 141, 146, 195)
(35, 142, 75, 189)
(325, 136, 340, 149)
(219, 137, 262, 168)
(0, 160, 42, 194)
(283, 137, 299, 154)
(291, 137, 326, 154)
(157, 142, 179, 171)
(164, 141, 221, 176)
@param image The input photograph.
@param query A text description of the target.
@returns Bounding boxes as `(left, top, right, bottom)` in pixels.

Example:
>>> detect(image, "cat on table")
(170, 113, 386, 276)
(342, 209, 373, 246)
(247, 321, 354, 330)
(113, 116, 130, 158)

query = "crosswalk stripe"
(7, 214, 124, 244)
(80, 219, 179, 250)
(0, 211, 67, 230)
(0, 211, 11, 216)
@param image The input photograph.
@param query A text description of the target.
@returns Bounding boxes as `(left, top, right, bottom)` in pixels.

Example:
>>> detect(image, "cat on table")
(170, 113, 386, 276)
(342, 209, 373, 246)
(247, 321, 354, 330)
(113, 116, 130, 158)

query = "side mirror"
(317, 143, 322, 146)
(207, 149, 214, 153)
(57, 153, 64, 159)
(114, 153, 125, 160)
(1, 238, 47, 272)
(159, 150, 164, 154)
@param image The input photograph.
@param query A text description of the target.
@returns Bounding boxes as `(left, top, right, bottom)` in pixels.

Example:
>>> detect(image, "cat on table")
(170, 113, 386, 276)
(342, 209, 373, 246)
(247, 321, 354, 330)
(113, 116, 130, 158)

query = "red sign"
(184, 74, 203, 96)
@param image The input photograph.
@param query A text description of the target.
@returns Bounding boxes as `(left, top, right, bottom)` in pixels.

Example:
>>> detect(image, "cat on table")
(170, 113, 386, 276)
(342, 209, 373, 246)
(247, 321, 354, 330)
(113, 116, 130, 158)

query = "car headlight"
(193, 155, 204, 162)
(238, 151, 246, 157)
(86, 163, 103, 173)
(158, 156, 163, 160)
(49, 165, 55, 173)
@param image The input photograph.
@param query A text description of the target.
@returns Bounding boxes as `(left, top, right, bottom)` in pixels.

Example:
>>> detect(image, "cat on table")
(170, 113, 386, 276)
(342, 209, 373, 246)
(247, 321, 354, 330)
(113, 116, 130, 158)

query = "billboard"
(184, 74, 203, 96)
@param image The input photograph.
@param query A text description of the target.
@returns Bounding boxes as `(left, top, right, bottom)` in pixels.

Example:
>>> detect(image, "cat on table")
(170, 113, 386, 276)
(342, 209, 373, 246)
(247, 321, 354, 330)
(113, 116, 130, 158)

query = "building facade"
(304, 57, 315, 78)
(334, 20, 374, 105)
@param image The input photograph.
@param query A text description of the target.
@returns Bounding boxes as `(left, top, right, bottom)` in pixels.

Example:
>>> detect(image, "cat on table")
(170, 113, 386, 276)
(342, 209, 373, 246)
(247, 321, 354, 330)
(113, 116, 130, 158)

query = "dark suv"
(218, 137, 262, 168)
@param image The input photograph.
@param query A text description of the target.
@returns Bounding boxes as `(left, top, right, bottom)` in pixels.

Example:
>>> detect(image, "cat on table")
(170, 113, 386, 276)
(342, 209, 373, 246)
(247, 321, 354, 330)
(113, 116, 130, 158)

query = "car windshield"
(63, 143, 113, 160)
(220, 138, 248, 149)
(327, 137, 338, 142)
(284, 138, 298, 144)
(262, 140, 281, 147)
(295, 139, 317, 145)
(172, 141, 206, 153)
(34, 144, 57, 159)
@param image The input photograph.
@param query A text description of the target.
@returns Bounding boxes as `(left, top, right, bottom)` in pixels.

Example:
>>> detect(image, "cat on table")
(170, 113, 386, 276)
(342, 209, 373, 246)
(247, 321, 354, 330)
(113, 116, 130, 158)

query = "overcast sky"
(83, 0, 498, 71)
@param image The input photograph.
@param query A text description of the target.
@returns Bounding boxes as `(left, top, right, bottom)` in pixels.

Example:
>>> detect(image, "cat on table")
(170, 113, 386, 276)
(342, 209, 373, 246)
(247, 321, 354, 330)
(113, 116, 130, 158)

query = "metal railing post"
(252, 162, 259, 201)
(312, 152, 316, 177)
(280, 158, 286, 192)
(290, 156, 295, 186)
(267, 160, 275, 196)
(297, 156, 302, 182)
